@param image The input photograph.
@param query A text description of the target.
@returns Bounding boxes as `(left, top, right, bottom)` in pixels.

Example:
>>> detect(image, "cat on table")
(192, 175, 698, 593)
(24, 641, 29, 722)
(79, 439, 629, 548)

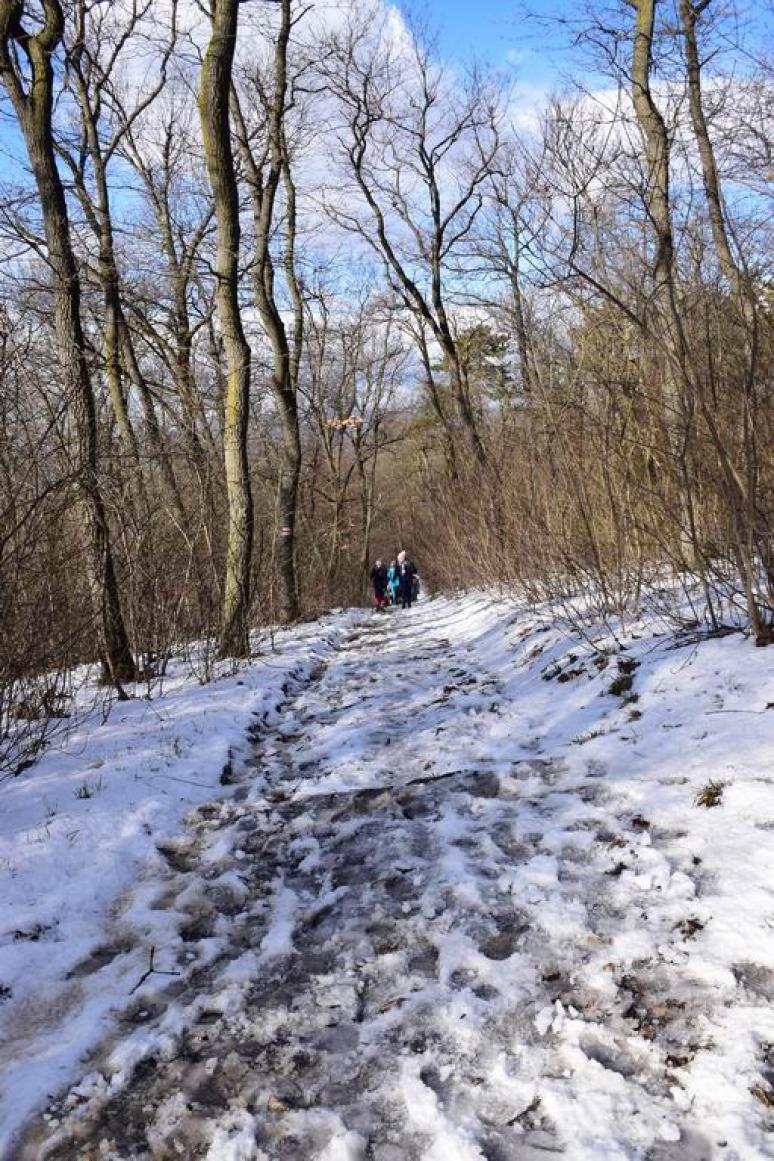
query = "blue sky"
(406, 0, 771, 90)
(412, 0, 577, 88)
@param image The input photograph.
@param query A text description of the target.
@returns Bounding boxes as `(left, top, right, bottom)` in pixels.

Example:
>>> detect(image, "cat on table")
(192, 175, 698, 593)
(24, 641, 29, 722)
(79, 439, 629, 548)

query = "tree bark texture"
(198, 0, 254, 657)
(232, 0, 301, 623)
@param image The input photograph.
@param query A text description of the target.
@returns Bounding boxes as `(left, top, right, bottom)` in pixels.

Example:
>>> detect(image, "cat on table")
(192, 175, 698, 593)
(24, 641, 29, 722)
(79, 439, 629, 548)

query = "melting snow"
(2, 592, 774, 1159)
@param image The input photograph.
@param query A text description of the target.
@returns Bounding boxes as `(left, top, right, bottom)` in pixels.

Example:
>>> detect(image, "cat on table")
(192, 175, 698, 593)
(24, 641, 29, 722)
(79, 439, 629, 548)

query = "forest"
(0, 0, 772, 771)
(2, 3, 774, 1157)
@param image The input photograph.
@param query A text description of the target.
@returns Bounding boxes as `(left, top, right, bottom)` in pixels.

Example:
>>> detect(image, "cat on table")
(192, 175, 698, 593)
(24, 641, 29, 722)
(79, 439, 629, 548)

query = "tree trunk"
(679, 0, 744, 295)
(231, 0, 301, 623)
(630, 0, 767, 639)
(198, 0, 254, 657)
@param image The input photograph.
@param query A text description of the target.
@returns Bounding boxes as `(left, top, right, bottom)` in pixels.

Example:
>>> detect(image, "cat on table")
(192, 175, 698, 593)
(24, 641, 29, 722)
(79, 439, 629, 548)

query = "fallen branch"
(706, 705, 774, 716)
(404, 768, 465, 788)
(129, 946, 181, 995)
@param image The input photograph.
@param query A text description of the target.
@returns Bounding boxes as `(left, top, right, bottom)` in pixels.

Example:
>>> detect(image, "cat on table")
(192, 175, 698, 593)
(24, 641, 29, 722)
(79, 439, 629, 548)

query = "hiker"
(397, 550, 418, 609)
(370, 559, 389, 609)
(387, 560, 400, 606)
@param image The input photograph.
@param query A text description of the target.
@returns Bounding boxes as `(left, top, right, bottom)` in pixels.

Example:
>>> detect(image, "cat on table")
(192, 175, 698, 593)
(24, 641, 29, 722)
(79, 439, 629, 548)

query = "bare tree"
(117, 89, 218, 470)
(679, 0, 774, 600)
(322, 14, 502, 471)
(630, 0, 770, 638)
(232, 0, 303, 623)
(198, 0, 253, 657)
(0, 0, 135, 682)
(58, 1, 189, 525)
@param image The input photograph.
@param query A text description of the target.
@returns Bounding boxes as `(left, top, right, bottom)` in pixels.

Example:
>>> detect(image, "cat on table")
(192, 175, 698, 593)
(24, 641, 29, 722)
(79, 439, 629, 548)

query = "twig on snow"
(705, 705, 774, 715)
(129, 946, 181, 995)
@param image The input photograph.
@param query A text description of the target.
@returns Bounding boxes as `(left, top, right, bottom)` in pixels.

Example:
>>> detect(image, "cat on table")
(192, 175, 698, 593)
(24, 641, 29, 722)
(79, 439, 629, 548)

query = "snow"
(258, 879, 300, 960)
(205, 1110, 266, 1160)
(0, 609, 361, 1158)
(3, 590, 774, 1159)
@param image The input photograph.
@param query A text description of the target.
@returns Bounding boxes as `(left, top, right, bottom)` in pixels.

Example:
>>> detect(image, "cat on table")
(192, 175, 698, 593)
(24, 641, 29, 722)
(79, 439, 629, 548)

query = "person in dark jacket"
(397, 550, 418, 609)
(370, 559, 389, 608)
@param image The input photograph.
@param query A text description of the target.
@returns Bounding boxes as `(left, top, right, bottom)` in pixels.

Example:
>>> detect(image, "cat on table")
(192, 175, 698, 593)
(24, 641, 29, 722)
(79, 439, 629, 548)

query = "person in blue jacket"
(387, 560, 400, 606)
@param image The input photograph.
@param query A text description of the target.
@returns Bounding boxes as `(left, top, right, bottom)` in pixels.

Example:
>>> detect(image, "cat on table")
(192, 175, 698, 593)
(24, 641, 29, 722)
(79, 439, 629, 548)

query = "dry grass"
(694, 780, 726, 808)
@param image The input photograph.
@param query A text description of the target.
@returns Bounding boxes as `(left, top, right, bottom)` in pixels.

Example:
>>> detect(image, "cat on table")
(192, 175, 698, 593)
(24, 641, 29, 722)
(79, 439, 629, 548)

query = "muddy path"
(15, 606, 712, 1161)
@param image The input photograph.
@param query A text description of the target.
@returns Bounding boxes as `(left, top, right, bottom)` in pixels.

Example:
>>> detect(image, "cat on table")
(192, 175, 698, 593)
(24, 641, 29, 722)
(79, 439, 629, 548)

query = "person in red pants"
(370, 559, 389, 609)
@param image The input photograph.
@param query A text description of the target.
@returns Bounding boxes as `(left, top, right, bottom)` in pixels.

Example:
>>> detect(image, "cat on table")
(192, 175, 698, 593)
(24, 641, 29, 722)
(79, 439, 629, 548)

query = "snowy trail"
(12, 598, 774, 1159)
